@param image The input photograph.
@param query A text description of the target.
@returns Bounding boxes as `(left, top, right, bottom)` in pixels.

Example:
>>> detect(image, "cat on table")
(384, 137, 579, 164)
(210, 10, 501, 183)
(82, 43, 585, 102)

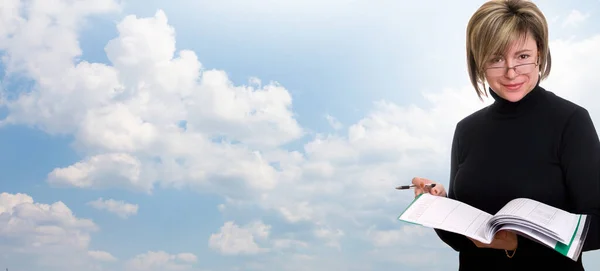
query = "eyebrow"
(514, 49, 533, 55)
(492, 49, 533, 57)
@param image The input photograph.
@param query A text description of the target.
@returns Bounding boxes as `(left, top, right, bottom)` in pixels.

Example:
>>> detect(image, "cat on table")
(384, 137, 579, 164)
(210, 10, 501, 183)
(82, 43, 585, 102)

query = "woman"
(412, 0, 600, 270)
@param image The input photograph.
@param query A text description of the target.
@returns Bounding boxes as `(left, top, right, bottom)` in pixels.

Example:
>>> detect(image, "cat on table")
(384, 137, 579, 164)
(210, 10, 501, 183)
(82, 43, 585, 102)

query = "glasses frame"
(484, 60, 540, 77)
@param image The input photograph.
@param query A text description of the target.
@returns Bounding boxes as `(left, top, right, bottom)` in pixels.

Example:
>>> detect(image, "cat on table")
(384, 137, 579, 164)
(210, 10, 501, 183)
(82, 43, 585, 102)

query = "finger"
(413, 177, 436, 191)
(431, 186, 446, 196)
(476, 241, 490, 248)
(414, 187, 424, 198)
(494, 230, 507, 240)
(468, 238, 487, 248)
(411, 177, 426, 187)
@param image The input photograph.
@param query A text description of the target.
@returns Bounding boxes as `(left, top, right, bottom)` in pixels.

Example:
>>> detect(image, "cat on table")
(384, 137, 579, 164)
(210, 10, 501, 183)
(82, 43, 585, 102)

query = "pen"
(395, 183, 436, 190)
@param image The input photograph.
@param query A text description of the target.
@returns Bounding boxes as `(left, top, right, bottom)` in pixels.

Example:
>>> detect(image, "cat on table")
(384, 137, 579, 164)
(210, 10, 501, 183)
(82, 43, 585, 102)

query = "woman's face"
(484, 32, 540, 102)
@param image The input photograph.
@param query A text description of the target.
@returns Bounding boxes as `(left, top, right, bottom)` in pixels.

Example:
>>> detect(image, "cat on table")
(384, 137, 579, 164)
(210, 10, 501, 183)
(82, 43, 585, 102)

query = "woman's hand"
(468, 230, 518, 251)
(411, 177, 447, 198)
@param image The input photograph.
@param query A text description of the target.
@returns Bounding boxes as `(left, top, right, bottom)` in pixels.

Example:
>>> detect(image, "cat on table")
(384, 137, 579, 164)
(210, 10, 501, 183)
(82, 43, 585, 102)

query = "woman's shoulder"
(455, 105, 491, 129)
(539, 86, 588, 119)
(540, 87, 579, 108)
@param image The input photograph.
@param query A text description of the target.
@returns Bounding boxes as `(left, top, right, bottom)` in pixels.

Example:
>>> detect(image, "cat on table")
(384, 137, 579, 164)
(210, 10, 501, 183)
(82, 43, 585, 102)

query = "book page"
(398, 193, 493, 243)
(499, 214, 588, 262)
(494, 198, 580, 243)
(498, 224, 557, 249)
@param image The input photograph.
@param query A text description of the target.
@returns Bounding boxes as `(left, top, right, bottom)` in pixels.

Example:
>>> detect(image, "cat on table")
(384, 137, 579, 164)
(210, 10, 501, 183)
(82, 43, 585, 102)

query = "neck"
(488, 80, 544, 118)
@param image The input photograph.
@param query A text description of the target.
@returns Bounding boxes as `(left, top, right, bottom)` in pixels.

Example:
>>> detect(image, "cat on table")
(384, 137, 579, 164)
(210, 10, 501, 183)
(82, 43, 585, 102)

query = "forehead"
(502, 32, 537, 54)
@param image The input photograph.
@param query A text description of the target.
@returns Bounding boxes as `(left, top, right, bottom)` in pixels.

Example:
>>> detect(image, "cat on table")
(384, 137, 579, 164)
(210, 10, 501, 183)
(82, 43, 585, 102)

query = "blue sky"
(1, 0, 600, 270)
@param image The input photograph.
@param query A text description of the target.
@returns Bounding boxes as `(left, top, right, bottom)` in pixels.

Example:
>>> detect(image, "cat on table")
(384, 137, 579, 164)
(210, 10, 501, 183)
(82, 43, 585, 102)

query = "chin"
(499, 90, 527, 102)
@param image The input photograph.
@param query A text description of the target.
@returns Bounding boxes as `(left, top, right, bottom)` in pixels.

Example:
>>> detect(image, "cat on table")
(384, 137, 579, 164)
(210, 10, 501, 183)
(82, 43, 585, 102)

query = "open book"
(398, 193, 590, 261)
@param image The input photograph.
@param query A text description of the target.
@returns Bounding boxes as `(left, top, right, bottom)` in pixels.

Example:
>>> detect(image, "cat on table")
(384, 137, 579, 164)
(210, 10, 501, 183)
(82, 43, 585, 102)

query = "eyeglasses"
(484, 62, 538, 77)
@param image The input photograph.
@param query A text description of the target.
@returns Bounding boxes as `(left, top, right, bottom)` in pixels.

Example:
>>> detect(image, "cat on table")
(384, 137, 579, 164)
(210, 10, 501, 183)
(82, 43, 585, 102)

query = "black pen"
(395, 183, 436, 190)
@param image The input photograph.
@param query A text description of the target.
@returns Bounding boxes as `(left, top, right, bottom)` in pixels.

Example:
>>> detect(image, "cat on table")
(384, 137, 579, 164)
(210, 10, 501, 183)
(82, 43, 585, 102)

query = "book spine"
(571, 214, 591, 261)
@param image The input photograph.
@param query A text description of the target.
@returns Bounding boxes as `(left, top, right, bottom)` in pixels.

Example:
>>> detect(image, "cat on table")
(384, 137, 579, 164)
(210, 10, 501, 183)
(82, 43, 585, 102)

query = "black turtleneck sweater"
(434, 83, 600, 271)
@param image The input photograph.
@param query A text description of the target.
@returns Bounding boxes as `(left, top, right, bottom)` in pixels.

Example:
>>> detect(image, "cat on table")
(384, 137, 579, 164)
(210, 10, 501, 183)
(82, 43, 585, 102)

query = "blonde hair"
(466, 0, 551, 99)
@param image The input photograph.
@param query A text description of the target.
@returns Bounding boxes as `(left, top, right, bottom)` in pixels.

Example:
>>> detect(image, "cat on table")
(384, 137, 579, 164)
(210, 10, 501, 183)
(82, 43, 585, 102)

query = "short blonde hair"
(466, 0, 551, 99)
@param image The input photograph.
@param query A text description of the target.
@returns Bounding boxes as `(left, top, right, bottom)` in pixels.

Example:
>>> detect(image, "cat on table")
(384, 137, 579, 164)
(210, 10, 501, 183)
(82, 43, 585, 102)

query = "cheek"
(530, 71, 540, 82)
(525, 71, 539, 86)
(486, 78, 500, 88)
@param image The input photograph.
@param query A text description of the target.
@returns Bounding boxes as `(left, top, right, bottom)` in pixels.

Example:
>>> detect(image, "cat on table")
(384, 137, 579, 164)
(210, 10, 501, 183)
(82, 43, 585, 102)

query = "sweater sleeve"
(434, 123, 477, 252)
(559, 107, 600, 252)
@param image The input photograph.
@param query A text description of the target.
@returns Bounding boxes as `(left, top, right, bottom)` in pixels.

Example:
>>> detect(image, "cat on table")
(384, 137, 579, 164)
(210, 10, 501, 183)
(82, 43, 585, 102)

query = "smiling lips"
(503, 82, 524, 91)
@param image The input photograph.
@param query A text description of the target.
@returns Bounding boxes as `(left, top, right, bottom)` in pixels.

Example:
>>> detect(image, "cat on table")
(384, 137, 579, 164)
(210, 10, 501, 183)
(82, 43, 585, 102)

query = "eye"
(489, 56, 503, 63)
(518, 54, 530, 60)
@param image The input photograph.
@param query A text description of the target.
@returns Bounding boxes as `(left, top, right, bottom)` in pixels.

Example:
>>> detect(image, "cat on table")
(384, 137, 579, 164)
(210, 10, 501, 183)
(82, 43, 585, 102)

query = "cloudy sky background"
(1, 0, 600, 270)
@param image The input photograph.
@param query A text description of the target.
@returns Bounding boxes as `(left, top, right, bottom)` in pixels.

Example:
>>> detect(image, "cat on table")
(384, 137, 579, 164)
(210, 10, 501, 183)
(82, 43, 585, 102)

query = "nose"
(505, 67, 518, 79)
(504, 59, 518, 79)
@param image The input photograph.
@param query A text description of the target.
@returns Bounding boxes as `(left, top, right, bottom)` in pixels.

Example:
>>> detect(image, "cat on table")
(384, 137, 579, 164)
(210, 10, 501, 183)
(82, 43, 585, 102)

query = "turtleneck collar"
(488, 79, 545, 118)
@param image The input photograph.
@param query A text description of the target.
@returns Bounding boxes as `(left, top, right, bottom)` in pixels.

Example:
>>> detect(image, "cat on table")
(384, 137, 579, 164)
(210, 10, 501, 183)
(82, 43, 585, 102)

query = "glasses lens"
(486, 68, 504, 77)
(515, 63, 535, 74)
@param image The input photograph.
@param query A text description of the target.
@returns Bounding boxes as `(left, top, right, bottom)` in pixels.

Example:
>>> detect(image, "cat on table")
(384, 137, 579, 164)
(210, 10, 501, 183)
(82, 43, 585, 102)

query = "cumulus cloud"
(314, 226, 345, 249)
(48, 153, 149, 192)
(0, 0, 121, 134)
(1, 5, 303, 197)
(0, 192, 97, 252)
(87, 198, 139, 219)
(368, 225, 429, 247)
(0, 8, 299, 197)
(325, 114, 343, 130)
(562, 9, 590, 28)
(88, 250, 118, 262)
(124, 251, 198, 271)
(209, 221, 271, 255)
(0, 192, 106, 269)
(209, 221, 309, 257)
(0, 193, 192, 270)
(272, 239, 309, 250)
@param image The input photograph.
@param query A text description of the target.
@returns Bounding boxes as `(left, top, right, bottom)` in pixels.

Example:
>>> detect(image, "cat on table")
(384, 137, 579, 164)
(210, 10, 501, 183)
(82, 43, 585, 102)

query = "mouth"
(503, 82, 524, 91)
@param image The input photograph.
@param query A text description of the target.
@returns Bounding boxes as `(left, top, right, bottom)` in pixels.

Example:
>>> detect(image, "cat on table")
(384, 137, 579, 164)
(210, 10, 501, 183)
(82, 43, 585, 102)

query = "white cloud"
(88, 250, 118, 262)
(544, 35, 600, 110)
(176, 253, 198, 263)
(0, 192, 104, 269)
(314, 227, 344, 249)
(208, 220, 309, 257)
(0, 0, 121, 135)
(87, 198, 139, 219)
(278, 201, 314, 223)
(272, 239, 309, 250)
(325, 114, 343, 130)
(125, 251, 198, 271)
(209, 221, 271, 255)
(0, 192, 98, 251)
(368, 225, 429, 247)
(562, 9, 590, 28)
(48, 153, 149, 193)
(1, 8, 301, 197)
(0, 194, 196, 270)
